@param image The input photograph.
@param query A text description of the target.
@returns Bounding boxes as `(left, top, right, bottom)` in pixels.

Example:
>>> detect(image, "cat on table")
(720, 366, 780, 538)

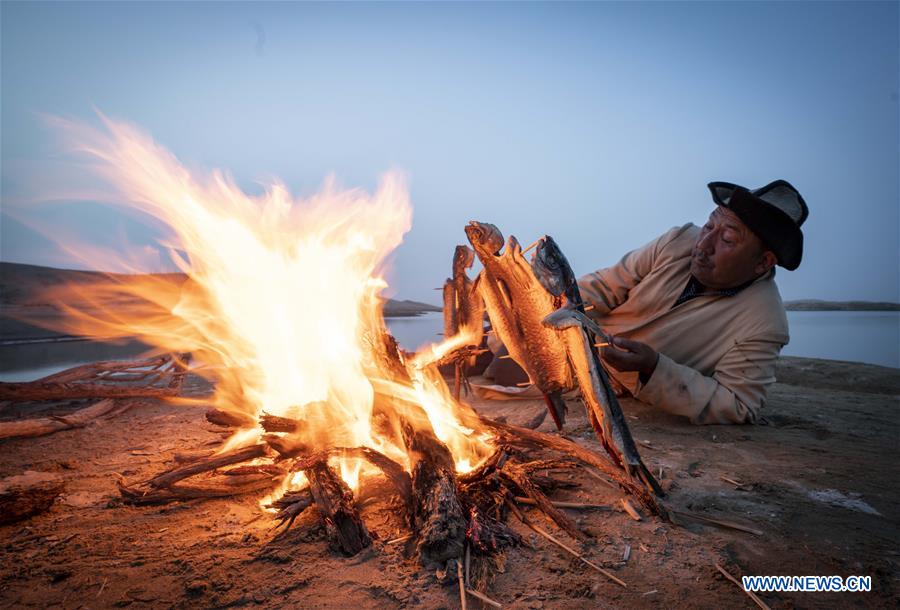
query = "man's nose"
(697, 229, 715, 253)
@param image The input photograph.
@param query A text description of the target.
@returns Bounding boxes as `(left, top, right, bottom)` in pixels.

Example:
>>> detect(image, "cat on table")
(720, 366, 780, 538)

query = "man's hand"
(602, 336, 659, 383)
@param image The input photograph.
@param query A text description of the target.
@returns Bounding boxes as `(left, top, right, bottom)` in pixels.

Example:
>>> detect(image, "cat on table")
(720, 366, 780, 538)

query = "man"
(578, 180, 809, 424)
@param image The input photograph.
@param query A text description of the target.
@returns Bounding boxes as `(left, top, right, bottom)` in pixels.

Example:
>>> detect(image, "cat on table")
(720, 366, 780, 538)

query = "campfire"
(1, 117, 670, 604)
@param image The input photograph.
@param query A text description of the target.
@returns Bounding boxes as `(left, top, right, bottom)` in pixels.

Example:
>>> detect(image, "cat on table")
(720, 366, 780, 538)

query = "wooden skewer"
(593, 342, 610, 348)
(620, 498, 642, 521)
(522, 236, 545, 255)
(714, 563, 771, 610)
(673, 510, 763, 537)
(386, 534, 412, 545)
(457, 559, 467, 610)
(582, 466, 618, 490)
(466, 588, 502, 608)
(720, 475, 745, 488)
(507, 500, 627, 588)
(514, 496, 611, 511)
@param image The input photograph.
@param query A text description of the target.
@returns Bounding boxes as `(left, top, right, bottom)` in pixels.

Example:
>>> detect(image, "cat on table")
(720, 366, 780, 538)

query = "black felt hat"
(707, 179, 809, 270)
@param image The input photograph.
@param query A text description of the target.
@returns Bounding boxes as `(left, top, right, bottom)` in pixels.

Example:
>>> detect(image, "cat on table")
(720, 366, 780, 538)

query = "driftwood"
(148, 444, 269, 489)
(118, 474, 277, 505)
(0, 471, 65, 524)
(306, 460, 372, 556)
(0, 354, 190, 402)
(0, 382, 181, 402)
(0, 398, 140, 441)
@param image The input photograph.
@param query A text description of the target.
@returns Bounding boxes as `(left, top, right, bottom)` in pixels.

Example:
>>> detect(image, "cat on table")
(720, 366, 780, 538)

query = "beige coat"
(577, 223, 789, 424)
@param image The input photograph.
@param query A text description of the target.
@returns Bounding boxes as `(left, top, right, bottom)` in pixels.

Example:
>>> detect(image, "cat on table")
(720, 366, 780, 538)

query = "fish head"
(465, 221, 505, 257)
(533, 235, 575, 297)
(453, 245, 475, 270)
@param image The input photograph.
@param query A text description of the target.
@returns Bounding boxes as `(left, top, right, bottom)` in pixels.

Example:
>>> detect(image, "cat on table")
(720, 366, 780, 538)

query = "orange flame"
(34, 115, 492, 493)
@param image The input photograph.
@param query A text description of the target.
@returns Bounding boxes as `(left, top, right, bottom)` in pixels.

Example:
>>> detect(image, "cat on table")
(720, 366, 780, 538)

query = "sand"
(0, 355, 897, 608)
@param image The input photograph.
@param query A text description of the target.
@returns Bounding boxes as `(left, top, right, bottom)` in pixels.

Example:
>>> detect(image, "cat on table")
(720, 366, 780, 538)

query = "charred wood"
(205, 408, 255, 428)
(305, 460, 372, 556)
(147, 444, 269, 489)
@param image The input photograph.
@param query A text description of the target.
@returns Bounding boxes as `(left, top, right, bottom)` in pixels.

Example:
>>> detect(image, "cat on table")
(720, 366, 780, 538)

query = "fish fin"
(542, 391, 568, 431)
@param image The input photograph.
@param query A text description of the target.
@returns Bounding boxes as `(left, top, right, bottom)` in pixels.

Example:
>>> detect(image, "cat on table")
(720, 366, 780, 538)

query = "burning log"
(147, 444, 269, 489)
(0, 471, 65, 525)
(401, 420, 467, 568)
(305, 460, 372, 556)
(269, 489, 315, 531)
(0, 398, 139, 440)
(205, 408, 254, 428)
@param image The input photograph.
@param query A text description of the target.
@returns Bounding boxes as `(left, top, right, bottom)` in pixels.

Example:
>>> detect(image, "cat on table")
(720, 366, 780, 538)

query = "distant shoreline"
(784, 300, 900, 312)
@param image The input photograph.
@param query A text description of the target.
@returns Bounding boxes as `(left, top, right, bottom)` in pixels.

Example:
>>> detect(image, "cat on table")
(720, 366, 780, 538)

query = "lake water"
(1, 310, 897, 382)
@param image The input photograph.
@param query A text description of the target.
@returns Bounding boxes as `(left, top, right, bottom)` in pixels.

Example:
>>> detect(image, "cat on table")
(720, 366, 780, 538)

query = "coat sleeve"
(633, 335, 783, 424)
(577, 225, 691, 315)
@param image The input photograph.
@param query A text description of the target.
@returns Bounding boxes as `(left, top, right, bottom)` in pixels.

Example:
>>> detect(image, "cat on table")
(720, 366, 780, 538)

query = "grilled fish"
(465, 221, 570, 429)
(535, 236, 661, 495)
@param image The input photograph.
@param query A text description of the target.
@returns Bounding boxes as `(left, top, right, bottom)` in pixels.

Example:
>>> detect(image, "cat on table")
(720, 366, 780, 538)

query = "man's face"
(691, 207, 774, 290)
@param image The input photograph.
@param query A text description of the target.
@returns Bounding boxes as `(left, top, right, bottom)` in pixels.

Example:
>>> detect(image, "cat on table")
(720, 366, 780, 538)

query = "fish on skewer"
(464, 222, 571, 429)
(534, 236, 662, 496)
(441, 245, 486, 398)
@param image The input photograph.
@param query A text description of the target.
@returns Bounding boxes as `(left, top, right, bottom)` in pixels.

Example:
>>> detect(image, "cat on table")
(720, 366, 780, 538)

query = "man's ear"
(756, 250, 777, 274)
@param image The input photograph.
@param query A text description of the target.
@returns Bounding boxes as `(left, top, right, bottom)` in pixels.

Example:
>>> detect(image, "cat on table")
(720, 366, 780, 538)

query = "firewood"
(205, 408, 254, 428)
(333, 447, 414, 519)
(259, 412, 300, 433)
(0, 398, 139, 440)
(147, 444, 269, 488)
(401, 421, 467, 567)
(268, 489, 314, 531)
(0, 381, 180, 402)
(0, 471, 65, 524)
(471, 415, 670, 521)
(35, 355, 170, 384)
(500, 460, 585, 541)
(118, 475, 276, 505)
(305, 460, 372, 556)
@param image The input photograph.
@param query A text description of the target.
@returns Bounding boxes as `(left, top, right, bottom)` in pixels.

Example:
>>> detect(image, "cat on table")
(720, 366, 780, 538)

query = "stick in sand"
(514, 496, 611, 511)
(506, 499, 626, 588)
(620, 498, 642, 521)
(457, 559, 467, 610)
(714, 563, 771, 610)
(466, 588, 502, 608)
(673, 510, 763, 537)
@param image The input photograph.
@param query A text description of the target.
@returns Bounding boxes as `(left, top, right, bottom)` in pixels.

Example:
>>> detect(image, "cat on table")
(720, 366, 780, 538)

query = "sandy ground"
(0, 355, 897, 609)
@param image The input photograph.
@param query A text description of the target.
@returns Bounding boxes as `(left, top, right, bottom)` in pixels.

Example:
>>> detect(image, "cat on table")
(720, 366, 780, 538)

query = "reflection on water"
(2, 310, 897, 382)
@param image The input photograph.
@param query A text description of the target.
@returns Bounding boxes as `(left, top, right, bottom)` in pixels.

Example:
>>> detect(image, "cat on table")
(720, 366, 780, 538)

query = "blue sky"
(2, 1, 898, 303)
